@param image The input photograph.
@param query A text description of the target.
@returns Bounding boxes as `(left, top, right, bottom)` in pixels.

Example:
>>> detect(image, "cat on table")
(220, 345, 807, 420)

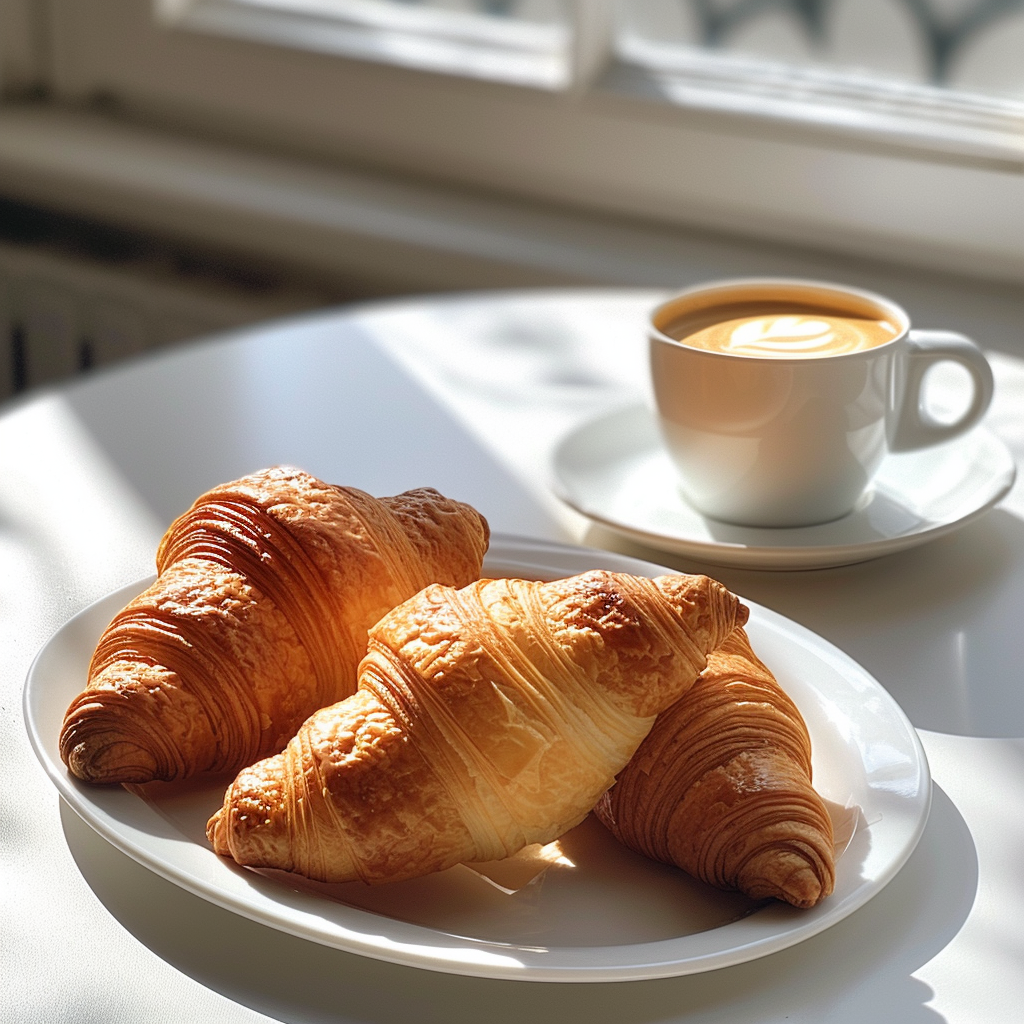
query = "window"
(32, 1, 1024, 282)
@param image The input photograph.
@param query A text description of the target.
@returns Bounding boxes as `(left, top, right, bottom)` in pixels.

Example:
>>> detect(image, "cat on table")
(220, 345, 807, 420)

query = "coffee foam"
(664, 300, 900, 358)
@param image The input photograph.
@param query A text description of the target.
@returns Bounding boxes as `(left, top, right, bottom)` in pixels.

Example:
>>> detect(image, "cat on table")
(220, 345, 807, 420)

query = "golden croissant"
(208, 570, 747, 883)
(594, 627, 835, 908)
(60, 467, 489, 785)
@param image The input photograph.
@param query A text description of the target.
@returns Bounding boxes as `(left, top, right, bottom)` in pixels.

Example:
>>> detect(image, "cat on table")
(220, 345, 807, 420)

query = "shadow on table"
(62, 784, 974, 1024)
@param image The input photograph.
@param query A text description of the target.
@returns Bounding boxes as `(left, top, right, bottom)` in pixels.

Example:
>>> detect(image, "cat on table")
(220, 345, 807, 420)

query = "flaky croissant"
(594, 627, 835, 908)
(60, 467, 489, 785)
(208, 570, 747, 884)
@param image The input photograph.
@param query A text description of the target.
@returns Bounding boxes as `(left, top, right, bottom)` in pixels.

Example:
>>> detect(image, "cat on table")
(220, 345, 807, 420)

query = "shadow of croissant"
(61, 781, 974, 1024)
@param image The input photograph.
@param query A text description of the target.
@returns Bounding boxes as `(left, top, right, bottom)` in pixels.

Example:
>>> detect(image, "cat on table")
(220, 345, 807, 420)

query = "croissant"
(60, 467, 489, 785)
(207, 570, 747, 884)
(594, 627, 835, 908)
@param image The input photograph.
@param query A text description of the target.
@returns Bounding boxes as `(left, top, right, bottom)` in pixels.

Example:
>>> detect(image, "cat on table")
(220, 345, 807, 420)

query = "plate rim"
(551, 403, 1016, 570)
(24, 534, 931, 982)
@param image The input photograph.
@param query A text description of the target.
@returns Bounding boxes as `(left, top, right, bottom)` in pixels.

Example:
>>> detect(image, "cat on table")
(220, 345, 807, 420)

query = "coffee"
(650, 279, 993, 526)
(666, 301, 899, 358)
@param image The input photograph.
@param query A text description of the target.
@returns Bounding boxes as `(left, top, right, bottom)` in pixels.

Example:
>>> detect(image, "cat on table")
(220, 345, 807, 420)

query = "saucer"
(552, 404, 1016, 570)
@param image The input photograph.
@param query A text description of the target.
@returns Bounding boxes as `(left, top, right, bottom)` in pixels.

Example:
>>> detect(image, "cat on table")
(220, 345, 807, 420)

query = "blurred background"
(2, 0, 1023, 402)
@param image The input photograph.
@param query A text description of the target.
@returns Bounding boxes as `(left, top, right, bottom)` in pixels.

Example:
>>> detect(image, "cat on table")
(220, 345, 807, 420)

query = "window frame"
(0, 0, 50, 96)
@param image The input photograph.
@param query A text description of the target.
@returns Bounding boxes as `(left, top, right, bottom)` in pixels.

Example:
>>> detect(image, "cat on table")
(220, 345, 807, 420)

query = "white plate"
(552, 404, 1016, 570)
(24, 535, 930, 982)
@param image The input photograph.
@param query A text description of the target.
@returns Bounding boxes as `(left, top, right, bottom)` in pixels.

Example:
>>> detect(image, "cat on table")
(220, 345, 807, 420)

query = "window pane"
(375, 1, 565, 26)
(618, 0, 1024, 100)
(231, 0, 569, 33)
(168, 0, 574, 87)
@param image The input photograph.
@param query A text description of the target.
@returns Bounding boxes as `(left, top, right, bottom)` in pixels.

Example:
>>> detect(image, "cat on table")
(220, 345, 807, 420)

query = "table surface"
(4, 288, 1024, 1023)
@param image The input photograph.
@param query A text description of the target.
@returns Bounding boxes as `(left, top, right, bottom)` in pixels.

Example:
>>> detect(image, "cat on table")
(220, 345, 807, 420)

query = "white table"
(4, 288, 1024, 1022)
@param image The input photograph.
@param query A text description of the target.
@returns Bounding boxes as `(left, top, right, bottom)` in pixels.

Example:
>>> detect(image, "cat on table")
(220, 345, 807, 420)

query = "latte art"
(729, 316, 854, 356)
(668, 303, 900, 358)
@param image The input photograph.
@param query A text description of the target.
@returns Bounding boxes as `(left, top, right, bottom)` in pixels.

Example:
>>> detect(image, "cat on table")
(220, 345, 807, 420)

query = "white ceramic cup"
(649, 278, 995, 528)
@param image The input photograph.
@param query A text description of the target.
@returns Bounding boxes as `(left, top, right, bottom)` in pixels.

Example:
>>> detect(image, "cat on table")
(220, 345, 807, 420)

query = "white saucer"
(552, 404, 1016, 571)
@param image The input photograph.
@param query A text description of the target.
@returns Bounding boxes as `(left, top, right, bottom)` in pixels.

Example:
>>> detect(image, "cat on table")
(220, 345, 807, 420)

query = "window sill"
(0, 100, 1022, 300)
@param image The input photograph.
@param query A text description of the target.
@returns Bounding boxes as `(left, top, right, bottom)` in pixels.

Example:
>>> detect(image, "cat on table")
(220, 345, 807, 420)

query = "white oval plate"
(24, 535, 930, 982)
(552, 404, 1015, 570)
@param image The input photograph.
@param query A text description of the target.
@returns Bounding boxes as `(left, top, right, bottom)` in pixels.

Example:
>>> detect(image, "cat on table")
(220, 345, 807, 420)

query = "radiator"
(0, 228, 332, 404)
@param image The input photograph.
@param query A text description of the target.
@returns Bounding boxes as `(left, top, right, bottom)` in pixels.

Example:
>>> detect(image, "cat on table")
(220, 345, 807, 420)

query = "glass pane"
(386, 1, 566, 25)
(618, 0, 1024, 100)
(186, 0, 575, 87)
(236, 0, 571, 35)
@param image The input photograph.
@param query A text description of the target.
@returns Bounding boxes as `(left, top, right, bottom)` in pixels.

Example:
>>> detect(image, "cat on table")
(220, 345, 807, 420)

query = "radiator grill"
(0, 199, 339, 404)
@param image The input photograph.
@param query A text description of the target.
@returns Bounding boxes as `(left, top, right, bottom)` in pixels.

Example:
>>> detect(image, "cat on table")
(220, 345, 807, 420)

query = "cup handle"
(891, 329, 994, 452)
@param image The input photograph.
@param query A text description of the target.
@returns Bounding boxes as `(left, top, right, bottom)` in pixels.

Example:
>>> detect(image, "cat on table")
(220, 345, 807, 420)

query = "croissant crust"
(595, 627, 835, 908)
(60, 466, 489, 784)
(208, 570, 748, 884)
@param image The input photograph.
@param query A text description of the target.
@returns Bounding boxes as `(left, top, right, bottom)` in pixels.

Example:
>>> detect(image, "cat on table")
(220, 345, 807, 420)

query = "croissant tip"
(742, 861, 834, 909)
(60, 724, 161, 785)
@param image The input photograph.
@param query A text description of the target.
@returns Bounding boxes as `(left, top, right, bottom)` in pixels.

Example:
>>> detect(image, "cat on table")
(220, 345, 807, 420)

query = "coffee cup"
(649, 278, 994, 528)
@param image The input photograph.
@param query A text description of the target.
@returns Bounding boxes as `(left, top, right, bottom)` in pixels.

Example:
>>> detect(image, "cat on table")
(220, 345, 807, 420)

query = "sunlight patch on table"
(0, 395, 165, 610)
